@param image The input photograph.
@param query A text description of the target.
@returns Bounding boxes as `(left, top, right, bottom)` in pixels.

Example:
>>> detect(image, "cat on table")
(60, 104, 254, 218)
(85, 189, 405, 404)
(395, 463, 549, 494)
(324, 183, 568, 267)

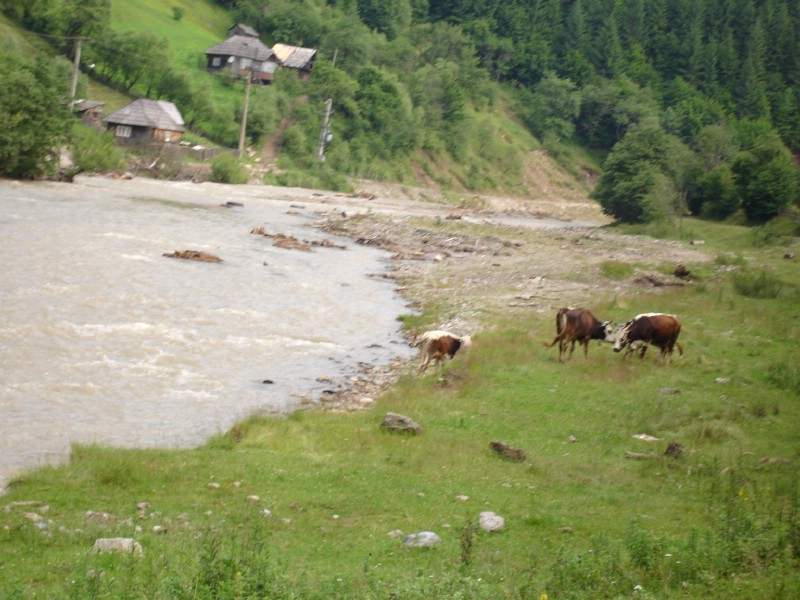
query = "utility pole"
(238, 68, 254, 159)
(69, 37, 83, 106)
(316, 48, 338, 162)
(316, 98, 333, 162)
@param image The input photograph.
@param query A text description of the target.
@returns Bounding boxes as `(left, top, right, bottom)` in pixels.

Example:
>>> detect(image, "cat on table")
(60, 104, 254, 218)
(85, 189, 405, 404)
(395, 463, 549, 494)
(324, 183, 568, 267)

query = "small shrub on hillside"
(264, 166, 352, 193)
(70, 125, 126, 174)
(731, 269, 783, 298)
(767, 359, 800, 394)
(210, 153, 248, 184)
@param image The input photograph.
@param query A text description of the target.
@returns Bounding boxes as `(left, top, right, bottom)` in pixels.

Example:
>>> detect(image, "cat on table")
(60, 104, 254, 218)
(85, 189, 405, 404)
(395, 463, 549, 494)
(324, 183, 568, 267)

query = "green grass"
(111, 0, 229, 64)
(1, 228, 799, 597)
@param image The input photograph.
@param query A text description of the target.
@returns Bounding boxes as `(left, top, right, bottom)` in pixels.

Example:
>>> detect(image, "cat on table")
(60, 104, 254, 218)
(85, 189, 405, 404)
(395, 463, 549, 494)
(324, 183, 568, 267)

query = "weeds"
(601, 260, 633, 279)
(731, 269, 784, 298)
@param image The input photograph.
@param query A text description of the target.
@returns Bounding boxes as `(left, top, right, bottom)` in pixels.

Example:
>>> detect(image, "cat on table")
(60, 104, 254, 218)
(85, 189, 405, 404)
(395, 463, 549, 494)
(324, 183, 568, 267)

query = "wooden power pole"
(316, 48, 338, 162)
(238, 69, 253, 159)
(316, 98, 333, 162)
(69, 37, 83, 105)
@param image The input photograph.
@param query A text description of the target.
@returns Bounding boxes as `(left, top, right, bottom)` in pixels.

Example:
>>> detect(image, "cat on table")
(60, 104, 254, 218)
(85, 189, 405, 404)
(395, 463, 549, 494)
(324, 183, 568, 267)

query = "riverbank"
(303, 180, 709, 410)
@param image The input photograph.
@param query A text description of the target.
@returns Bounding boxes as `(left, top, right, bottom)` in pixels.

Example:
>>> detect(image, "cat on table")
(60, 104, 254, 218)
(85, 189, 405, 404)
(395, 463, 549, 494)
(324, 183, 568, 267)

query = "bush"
(698, 164, 740, 220)
(210, 153, 248, 184)
(0, 50, 71, 178)
(70, 124, 126, 174)
(731, 269, 783, 298)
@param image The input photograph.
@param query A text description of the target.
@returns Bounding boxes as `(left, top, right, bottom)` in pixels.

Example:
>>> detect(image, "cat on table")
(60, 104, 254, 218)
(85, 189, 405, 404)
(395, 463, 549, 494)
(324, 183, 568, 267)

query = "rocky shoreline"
(303, 190, 710, 412)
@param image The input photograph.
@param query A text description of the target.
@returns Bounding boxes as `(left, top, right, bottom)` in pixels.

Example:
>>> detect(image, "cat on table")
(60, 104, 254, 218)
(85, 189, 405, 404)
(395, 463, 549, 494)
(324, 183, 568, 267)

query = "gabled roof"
(103, 99, 185, 131)
(228, 23, 259, 38)
(272, 43, 317, 69)
(205, 35, 274, 61)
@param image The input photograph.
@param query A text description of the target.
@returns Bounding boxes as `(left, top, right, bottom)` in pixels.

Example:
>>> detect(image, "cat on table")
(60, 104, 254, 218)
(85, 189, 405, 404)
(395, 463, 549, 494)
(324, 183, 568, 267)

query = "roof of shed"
(103, 98, 185, 131)
(229, 23, 259, 38)
(272, 43, 317, 69)
(205, 35, 274, 61)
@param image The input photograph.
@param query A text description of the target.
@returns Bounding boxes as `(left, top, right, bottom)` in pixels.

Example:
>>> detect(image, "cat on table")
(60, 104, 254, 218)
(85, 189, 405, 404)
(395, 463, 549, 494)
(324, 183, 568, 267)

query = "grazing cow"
(414, 330, 472, 374)
(611, 322, 649, 360)
(613, 313, 684, 365)
(543, 307, 614, 362)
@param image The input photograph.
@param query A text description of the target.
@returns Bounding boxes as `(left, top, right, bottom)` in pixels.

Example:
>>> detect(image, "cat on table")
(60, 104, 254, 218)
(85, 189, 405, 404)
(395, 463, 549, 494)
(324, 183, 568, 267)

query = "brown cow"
(414, 330, 472, 374)
(543, 307, 614, 362)
(613, 313, 684, 365)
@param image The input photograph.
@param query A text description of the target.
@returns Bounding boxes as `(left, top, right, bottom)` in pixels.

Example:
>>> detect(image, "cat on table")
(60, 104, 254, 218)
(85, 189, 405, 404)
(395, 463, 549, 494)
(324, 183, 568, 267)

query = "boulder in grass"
(403, 531, 441, 548)
(92, 538, 143, 556)
(381, 412, 422, 434)
(479, 511, 505, 533)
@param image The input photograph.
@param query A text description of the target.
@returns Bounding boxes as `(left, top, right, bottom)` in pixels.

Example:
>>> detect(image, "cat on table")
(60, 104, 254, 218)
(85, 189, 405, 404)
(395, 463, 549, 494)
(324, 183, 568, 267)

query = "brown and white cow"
(613, 313, 684, 365)
(414, 330, 472, 374)
(543, 307, 614, 362)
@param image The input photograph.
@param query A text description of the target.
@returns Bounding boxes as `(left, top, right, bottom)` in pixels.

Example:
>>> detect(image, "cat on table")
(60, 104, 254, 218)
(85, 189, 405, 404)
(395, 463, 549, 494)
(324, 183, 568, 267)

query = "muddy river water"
(0, 177, 425, 492)
(0, 176, 596, 492)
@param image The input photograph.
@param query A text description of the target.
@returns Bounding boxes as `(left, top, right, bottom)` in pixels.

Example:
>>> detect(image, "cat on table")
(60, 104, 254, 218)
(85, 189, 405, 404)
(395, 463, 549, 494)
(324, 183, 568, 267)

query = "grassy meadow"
(1, 217, 799, 599)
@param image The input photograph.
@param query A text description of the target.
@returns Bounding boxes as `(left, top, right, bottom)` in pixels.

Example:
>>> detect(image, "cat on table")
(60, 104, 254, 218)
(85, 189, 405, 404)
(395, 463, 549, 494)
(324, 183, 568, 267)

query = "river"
(0, 176, 418, 492)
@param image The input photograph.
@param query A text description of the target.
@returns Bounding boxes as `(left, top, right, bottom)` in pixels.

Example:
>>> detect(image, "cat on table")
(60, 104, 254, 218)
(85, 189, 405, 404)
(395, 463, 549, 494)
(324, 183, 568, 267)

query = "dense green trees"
(0, 50, 72, 179)
(3, 0, 798, 224)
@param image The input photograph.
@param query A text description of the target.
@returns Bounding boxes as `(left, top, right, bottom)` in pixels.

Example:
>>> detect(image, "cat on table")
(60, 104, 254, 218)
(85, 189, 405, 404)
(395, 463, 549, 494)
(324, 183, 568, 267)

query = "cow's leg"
(418, 353, 430, 374)
(566, 339, 577, 361)
(582, 338, 590, 358)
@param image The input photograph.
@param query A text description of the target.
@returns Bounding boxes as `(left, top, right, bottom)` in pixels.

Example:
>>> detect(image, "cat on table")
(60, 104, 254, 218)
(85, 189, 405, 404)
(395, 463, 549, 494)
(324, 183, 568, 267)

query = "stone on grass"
(381, 412, 422, 434)
(479, 511, 505, 532)
(92, 538, 143, 556)
(403, 531, 441, 548)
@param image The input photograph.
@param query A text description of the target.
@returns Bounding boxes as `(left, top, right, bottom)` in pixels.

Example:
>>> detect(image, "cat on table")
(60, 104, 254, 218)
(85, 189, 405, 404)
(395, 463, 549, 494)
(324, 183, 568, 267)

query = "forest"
(1, 0, 798, 224)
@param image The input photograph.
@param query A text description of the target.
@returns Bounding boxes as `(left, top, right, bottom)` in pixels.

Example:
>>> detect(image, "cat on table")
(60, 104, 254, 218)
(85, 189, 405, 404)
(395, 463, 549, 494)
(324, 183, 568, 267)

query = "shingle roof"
(205, 35, 274, 61)
(229, 23, 259, 38)
(272, 43, 317, 69)
(103, 99, 185, 131)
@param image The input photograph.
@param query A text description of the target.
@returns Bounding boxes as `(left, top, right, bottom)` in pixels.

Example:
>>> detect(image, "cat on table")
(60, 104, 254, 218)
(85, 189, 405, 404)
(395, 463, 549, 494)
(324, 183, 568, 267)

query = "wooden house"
(204, 26, 277, 84)
(272, 43, 317, 79)
(72, 99, 105, 129)
(103, 99, 185, 143)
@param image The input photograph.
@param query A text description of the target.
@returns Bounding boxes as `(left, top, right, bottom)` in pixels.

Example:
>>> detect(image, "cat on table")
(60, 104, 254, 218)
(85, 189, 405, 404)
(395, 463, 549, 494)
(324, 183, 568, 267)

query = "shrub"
(698, 164, 740, 220)
(767, 360, 800, 394)
(70, 124, 126, 174)
(731, 269, 783, 298)
(210, 153, 248, 184)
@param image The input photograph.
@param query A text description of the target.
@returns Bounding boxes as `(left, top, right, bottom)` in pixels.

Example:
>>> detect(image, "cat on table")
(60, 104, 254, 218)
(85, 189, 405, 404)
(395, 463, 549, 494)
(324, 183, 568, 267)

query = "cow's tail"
(543, 334, 563, 348)
(544, 310, 569, 348)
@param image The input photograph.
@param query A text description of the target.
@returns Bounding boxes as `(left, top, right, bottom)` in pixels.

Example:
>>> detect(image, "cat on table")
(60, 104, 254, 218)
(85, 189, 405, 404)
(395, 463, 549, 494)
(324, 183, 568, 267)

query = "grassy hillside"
(110, 0, 229, 60)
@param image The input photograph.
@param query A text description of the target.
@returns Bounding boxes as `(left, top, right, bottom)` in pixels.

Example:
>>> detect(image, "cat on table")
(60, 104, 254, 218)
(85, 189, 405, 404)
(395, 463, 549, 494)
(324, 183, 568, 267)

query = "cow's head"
(602, 320, 615, 342)
(612, 322, 631, 352)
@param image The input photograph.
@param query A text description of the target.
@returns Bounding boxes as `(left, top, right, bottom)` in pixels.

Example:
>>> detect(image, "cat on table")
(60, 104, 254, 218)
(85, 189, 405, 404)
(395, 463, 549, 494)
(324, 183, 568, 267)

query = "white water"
(0, 177, 416, 491)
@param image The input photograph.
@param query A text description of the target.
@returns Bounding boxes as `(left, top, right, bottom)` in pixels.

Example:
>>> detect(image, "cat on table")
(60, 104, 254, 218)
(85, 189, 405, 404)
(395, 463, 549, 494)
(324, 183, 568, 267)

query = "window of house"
(115, 125, 131, 138)
(212, 57, 221, 67)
